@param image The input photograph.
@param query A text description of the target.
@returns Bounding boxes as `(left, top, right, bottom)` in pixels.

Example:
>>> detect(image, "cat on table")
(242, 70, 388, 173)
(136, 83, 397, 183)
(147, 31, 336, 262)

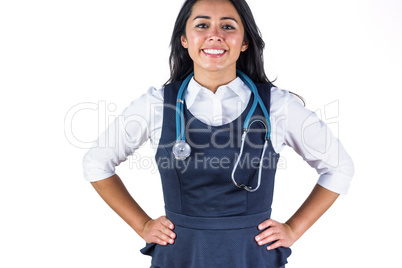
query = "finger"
(255, 227, 281, 245)
(159, 217, 176, 239)
(258, 219, 275, 230)
(255, 227, 276, 242)
(154, 236, 169, 246)
(159, 224, 176, 239)
(267, 240, 282, 250)
(256, 231, 280, 246)
(160, 216, 175, 230)
(156, 231, 175, 245)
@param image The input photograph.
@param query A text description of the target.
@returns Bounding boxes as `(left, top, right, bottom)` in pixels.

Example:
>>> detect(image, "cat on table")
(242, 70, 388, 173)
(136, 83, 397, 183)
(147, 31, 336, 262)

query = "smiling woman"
(166, 0, 269, 87)
(82, 0, 354, 267)
(180, 0, 249, 92)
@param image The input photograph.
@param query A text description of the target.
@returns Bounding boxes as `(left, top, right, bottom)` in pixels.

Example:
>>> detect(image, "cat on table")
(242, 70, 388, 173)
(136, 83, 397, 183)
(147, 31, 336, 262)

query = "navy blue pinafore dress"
(140, 80, 291, 267)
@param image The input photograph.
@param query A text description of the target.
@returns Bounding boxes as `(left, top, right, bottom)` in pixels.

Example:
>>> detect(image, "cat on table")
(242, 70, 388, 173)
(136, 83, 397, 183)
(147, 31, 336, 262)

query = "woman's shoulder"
(269, 85, 308, 121)
(134, 86, 164, 104)
(120, 86, 164, 117)
(270, 86, 291, 115)
(148, 85, 165, 102)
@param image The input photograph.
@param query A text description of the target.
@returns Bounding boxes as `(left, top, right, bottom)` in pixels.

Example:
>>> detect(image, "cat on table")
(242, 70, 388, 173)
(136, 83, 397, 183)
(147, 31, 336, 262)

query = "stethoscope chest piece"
(172, 140, 191, 160)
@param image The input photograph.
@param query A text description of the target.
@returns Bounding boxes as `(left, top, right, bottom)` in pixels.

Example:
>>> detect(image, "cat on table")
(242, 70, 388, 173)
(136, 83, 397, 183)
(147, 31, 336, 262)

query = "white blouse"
(83, 77, 354, 194)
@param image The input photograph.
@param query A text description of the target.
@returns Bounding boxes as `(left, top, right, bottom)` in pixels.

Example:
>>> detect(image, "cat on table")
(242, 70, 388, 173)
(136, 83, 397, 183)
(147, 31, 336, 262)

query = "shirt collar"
(185, 76, 250, 109)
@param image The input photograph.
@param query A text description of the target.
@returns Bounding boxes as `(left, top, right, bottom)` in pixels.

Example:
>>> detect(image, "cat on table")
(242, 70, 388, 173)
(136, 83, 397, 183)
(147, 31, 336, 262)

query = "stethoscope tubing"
(236, 70, 271, 139)
(231, 119, 269, 192)
(175, 72, 194, 141)
(173, 70, 272, 191)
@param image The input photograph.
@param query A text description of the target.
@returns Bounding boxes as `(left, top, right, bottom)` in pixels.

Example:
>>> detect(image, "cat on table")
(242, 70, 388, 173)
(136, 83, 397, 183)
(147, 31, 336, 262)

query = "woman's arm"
(82, 89, 173, 245)
(91, 174, 176, 245)
(256, 89, 353, 249)
(255, 184, 339, 249)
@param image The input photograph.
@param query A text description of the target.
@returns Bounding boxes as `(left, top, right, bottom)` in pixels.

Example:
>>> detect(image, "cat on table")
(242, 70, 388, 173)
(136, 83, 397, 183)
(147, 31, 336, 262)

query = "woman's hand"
(255, 219, 297, 250)
(141, 216, 176, 246)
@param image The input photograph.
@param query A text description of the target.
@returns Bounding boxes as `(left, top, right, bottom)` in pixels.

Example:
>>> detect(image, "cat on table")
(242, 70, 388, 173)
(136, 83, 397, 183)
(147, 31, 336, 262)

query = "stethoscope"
(172, 70, 272, 192)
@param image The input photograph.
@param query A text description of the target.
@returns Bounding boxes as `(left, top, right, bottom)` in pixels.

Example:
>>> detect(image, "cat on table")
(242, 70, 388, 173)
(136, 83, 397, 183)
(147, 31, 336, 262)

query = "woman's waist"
(165, 208, 271, 230)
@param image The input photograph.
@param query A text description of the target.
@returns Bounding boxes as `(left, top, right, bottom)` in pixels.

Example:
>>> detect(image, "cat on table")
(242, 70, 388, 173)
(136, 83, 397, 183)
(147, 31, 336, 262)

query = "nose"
(208, 26, 223, 42)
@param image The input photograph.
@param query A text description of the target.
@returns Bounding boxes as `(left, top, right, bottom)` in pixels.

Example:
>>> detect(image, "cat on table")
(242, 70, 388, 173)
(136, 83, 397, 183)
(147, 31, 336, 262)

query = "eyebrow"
(193, 15, 238, 23)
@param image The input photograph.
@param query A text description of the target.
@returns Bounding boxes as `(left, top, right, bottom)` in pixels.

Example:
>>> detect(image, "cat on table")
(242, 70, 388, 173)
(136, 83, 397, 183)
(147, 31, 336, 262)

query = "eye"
(195, 23, 208, 29)
(222, 24, 236, 30)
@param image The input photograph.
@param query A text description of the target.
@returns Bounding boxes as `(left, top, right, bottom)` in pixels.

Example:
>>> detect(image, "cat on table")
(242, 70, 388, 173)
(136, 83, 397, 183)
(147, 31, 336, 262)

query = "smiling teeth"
(203, 49, 225, 55)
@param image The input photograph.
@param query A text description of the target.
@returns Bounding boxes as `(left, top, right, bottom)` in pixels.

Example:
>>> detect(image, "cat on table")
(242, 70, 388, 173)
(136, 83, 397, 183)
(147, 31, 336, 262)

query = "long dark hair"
(164, 0, 270, 85)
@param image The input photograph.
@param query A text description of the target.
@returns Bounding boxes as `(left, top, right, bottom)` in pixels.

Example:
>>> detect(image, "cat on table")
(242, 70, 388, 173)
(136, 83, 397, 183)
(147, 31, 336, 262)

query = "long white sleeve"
(270, 88, 354, 194)
(82, 87, 163, 182)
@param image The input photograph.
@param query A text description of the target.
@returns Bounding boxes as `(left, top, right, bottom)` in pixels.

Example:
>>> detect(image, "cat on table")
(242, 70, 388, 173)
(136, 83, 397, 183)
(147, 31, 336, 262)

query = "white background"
(1, 0, 401, 267)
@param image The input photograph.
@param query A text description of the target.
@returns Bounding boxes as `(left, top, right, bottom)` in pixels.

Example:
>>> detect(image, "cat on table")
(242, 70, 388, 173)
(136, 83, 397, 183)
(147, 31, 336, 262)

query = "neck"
(193, 67, 237, 93)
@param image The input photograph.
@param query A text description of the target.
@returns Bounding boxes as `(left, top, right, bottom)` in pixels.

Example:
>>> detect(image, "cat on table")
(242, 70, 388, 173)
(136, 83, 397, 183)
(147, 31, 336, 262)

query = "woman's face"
(181, 0, 248, 76)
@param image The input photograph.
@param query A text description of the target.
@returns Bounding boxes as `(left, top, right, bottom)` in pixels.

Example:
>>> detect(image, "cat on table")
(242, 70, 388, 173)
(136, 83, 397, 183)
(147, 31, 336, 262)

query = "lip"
(201, 48, 227, 58)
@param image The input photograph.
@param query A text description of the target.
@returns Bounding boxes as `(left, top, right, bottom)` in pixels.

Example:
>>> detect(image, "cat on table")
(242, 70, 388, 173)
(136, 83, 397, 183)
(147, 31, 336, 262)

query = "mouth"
(202, 49, 227, 56)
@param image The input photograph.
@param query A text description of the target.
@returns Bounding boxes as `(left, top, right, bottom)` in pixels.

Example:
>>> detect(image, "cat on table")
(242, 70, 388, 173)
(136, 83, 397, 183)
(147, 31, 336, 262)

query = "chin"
(199, 64, 231, 73)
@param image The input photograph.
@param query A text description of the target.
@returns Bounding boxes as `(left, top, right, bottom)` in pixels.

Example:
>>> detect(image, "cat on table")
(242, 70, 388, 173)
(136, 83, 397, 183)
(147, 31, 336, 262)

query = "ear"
(241, 39, 249, 52)
(181, 35, 188, 48)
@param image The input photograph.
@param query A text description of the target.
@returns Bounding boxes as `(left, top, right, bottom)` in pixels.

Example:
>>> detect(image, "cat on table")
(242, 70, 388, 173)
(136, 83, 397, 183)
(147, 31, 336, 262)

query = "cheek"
(186, 36, 206, 60)
(186, 32, 204, 48)
(229, 36, 245, 50)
